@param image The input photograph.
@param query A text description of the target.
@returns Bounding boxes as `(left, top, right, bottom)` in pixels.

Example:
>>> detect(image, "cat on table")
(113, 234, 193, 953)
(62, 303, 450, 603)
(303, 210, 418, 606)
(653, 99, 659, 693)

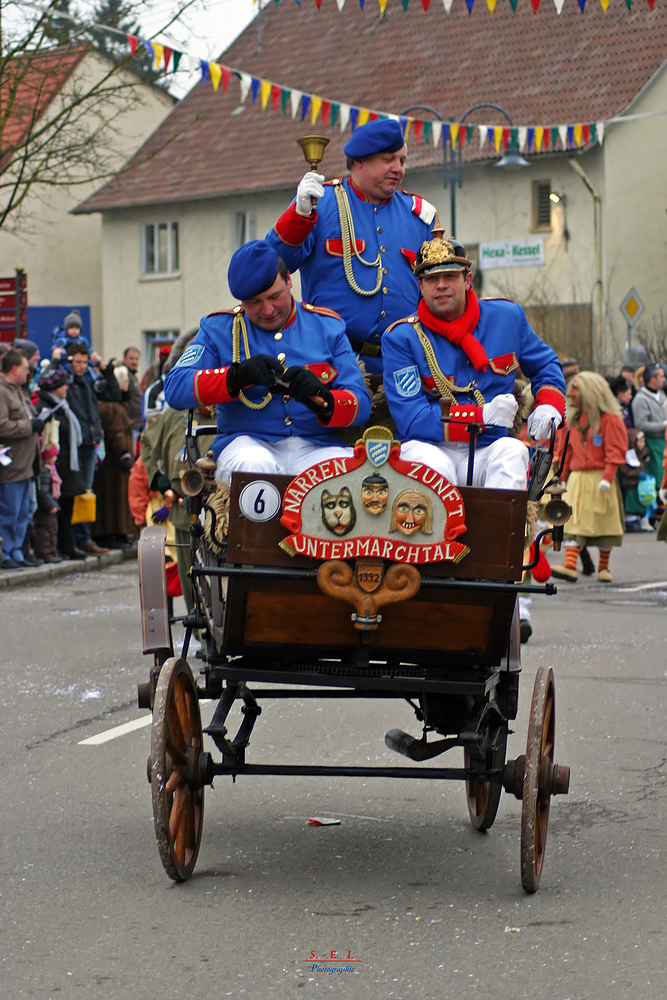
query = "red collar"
(348, 177, 389, 206)
(282, 299, 297, 329)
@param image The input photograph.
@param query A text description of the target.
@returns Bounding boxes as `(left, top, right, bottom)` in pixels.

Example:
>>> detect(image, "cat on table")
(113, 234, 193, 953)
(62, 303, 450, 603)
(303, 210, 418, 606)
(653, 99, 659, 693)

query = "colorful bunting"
(209, 62, 223, 92)
(126, 34, 139, 57)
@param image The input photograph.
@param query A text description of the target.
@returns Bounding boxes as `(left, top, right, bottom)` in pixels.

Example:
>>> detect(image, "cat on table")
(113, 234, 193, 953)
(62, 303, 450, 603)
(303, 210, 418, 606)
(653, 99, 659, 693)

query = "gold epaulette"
(301, 302, 342, 321)
(385, 315, 419, 333)
(206, 305, 244, 318)
(324, 178, 343, 187)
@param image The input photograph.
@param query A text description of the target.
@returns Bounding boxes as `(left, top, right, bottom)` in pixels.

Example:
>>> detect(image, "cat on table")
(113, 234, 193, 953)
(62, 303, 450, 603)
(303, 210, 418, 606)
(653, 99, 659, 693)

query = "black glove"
(31, 417, 45, 434)
(226, 355, 283, 395)
(282, 366, 334, 421)
(118, 452, 133, 473)
(151, 472, 172, 494)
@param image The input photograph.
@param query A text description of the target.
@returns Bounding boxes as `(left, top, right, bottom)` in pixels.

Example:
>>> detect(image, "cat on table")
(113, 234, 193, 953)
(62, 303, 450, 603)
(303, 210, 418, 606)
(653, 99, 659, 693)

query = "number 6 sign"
(239, 481, 282, 523)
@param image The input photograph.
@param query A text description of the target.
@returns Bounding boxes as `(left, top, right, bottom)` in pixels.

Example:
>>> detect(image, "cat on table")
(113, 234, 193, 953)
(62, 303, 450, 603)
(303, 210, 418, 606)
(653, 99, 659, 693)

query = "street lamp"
(400, 102, 530, 238)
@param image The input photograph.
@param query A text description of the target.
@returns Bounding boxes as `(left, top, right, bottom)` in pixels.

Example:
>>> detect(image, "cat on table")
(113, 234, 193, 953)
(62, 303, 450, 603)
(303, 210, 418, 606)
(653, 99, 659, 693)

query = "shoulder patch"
(401, 191, 437, 226)
(174, 344, 205, 369)
(393, 365, 422, 398)
(301, 302, 342, 321)
(385, 315, 419, 334)
(206, 306, 244, 317)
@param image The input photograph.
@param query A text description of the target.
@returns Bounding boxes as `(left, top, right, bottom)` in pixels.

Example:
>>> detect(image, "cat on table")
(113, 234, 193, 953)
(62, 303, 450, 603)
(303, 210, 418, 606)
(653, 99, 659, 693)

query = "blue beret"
(228, 240, 281, 300)
(343, 119, 406, 159)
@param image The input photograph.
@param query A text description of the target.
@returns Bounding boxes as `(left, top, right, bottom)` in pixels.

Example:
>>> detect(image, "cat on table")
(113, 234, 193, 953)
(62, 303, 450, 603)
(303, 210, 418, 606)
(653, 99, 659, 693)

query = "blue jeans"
(0, 479, 31, 562)
(72, 445, 96, 545)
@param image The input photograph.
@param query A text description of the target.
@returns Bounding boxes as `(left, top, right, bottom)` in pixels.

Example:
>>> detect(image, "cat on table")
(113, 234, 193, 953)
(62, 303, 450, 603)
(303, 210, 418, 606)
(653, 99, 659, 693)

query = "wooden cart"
(138, 422, 570, 891)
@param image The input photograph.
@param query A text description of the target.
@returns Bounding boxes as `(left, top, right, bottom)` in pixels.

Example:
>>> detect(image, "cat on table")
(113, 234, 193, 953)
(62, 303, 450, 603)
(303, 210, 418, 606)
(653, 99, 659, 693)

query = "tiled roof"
(75, 4, 667, 213)
(1, 46, 88, 150)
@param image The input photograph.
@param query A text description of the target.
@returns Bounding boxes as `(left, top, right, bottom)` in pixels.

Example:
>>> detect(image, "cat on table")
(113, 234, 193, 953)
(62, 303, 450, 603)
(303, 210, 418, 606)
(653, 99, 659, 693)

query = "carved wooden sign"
(279, 427, 469, 565)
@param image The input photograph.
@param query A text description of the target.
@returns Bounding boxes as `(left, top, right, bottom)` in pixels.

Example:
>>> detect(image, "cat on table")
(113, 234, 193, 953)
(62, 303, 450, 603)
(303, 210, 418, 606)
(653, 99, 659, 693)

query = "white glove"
(598, 479, 611, 493)
(482, 393, 518, 428)
(295, 171, 325, 217)
(659, 487, 667, 505)
(527, 404, 562, 441)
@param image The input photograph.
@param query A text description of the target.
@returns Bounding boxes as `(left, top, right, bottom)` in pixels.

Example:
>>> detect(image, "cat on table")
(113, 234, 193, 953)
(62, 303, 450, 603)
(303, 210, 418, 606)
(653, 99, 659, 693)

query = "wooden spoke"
(520, 666, 556, 893)
(464, 728, 507, 833)
(151, 658, 205, 881)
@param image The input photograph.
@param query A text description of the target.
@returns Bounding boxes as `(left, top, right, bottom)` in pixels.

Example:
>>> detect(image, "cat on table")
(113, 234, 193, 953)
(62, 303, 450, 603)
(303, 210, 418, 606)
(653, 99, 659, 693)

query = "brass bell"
(296, 134, 330, 171)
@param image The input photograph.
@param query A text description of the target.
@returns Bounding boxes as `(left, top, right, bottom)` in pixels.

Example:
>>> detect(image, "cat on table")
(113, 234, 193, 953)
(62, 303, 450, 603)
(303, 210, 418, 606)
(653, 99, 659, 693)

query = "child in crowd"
(32, 442, 62, 563)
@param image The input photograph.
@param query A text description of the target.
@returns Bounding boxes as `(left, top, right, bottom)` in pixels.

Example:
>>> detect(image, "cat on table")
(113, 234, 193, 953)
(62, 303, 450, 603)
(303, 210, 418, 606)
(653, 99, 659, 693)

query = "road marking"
(78, 701, 211, 745)
(615, 581, 667, 593)
(78, 716, 151, 745)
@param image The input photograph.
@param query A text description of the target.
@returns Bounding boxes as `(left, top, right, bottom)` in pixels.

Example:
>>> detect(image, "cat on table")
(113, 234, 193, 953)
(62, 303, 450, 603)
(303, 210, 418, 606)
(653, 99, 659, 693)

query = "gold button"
(277, 352, 286, 362)
(377, 226, 383, 233)
(283, 395, 289, 403)
(374, 206, 378, 212)
(274, 331, 282, 340)
(285, 417, 292, 426)
(380, 246, 386, 253)
(382, 287, 388, 294)
(383, 267, 387, 275)
(380, 310, 386, 318)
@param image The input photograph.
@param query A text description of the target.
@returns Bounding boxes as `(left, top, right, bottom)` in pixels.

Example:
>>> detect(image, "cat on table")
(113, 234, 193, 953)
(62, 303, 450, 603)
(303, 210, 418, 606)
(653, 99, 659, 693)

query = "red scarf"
(417, 290, 488, 371)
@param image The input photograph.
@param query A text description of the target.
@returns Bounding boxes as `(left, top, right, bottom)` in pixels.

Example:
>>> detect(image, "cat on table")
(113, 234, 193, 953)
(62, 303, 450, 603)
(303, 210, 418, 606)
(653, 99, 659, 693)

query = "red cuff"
(443, 404, 484, 442)
(193, 368, 234, 406)
(321, 390, 360, 428)
(274, 202, 318, 247)
(535, 386, 566, 419)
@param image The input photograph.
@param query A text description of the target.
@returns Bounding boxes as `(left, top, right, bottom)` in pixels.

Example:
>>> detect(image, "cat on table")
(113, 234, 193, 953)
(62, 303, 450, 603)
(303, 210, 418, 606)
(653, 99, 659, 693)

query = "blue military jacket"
(266, 179, 435, 373)
(163, 301, 371, 458)
(382, 298, 566, 446)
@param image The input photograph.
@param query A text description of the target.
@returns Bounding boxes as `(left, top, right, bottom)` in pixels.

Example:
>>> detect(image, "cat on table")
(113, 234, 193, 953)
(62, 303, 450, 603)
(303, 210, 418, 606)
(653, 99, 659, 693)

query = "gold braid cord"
(232, 312, 273, 410)
(204, 482, 231, 556)
(413, 320, 486, 407)
(334, 184, 383, 297)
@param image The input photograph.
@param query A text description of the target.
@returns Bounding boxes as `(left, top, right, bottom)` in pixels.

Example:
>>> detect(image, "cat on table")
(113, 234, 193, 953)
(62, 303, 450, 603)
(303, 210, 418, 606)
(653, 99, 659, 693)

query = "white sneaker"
(640, 518, 654, 531)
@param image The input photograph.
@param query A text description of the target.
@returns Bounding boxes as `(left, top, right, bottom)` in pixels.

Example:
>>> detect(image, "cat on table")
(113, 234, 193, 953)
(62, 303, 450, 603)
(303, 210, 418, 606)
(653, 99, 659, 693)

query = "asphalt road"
(2, 533, 666, 1000)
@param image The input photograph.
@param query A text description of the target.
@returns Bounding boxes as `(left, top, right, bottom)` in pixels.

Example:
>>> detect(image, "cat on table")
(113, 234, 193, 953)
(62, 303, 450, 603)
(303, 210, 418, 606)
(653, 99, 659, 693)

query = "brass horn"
(180, 467, 205, 497)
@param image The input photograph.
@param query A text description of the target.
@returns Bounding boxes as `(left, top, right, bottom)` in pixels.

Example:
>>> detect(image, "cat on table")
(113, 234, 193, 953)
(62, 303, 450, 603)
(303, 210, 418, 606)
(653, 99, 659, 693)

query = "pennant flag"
(553, 0, 565, 10)
(311, 96, 322, 123)
(413, 119, 423, 144)
(401, 0, 410, 8)
(220, 64, 231, 93)
(550, 126, 559, 149)
(624, 0, 631, 8)
(450, 123, 459, 147)
(127, 34, 139, 57)
(301, 94, 311, 121)
(566, 125, 574, 148)
(465, 0, 475, 11)
(315, 0, 323, 6)
(596, 121, 605, 144)
(493, 126, 503, 151)
(647, 0, 655, 8)
(339, 103, 351, 132)
(368, 111, 379, 123)
(502, 127, 511, 149)
(442, 0, 454, 10)
(163, 47, 172, 74)
(508, 0, 518, 9)
(172, 51, 182, 73)
(582, 123, 590, 146)
(209, 62, 223, 92)
(200, 60, 209, 86)
(459, 125, 467, 148)
(577, 0, 587, 9)
(478, 125, 488, 149)
(250, 77, 260, 104)
(531, 0, 540, 10)
(599, 0, 610, 8)
(281, 88, 290, 115)
(518, 126, 527, 151)
(271, 83, 281, 111)
(358, 108, 370, 128)
(423, 120, 432, 145)
(350, 106, 360, 130)
(322, 100, 331, 128)
(525, 127, 534, 151)
(404, 118, 412, 139)
(486, 0, 497, 11)
(141, 38, 154, 60)
(432, 121, 442, 147)
(259, 79, 271, 108)
(152, 42, 164, 71)
(335, 0, 346, 9)
(573, 123, 583, 147)
(331, 103, 340, 129)
(399, 115, 408, 134)
(378, 0, 388, 12)
(239, 72, 252, 103)
(534, 126, 543, 151)
(559, 125, 568, 149)
(441, 123, 450, 146)
(290, 89, 302, 118)
(359, 0, 366, 8)
(422, 0, 432, 9)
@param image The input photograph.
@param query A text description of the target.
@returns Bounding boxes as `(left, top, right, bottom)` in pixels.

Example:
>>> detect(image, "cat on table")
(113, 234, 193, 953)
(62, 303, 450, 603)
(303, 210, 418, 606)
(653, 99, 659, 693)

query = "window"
(233, 211, 256, 250)
(531, 182, 552, 231)
(142, 222, 179, 276)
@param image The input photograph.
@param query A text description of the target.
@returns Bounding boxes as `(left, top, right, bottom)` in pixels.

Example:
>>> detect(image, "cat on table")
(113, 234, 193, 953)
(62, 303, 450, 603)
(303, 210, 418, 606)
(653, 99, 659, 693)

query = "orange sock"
(564, 545, 580, 570)
(598, 549, 611, 572)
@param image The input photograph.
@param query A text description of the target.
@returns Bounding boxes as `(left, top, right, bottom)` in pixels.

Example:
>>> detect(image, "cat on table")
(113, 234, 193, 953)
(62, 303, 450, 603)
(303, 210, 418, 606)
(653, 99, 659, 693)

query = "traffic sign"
(619, 288, 645, 327)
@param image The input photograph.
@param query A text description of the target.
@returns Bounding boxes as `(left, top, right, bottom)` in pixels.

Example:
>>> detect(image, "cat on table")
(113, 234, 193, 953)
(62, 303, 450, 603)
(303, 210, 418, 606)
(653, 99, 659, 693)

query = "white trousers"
(215, 435, 354, 485)
(399, 437, 529, 491)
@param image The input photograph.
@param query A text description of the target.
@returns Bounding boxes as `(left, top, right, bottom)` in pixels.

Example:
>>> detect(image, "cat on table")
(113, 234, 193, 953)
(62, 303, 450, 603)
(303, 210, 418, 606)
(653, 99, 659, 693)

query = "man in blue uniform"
(382, 234, 566, 490)
(164, 241, 371, 483)
(266, 119, 437, 375)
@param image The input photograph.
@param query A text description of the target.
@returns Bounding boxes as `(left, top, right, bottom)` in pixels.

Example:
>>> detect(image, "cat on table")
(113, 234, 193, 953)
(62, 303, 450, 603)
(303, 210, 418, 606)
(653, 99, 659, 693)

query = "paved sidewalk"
(0, 544, 137, 589)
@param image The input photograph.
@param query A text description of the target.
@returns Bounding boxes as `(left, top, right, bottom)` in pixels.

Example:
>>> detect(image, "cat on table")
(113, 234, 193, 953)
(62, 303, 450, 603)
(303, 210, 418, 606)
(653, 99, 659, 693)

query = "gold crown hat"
(413, 225, 472, 277)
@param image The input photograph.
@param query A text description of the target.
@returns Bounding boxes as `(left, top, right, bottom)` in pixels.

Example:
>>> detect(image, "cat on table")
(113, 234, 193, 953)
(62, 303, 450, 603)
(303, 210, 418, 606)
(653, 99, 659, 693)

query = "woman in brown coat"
(92, 366, 134, 547)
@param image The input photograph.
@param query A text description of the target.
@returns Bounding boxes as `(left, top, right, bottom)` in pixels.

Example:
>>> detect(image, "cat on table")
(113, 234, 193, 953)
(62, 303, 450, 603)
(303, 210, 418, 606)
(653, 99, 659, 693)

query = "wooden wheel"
(520, 665, 556, 893)
(464, 729, 507, 832)
(151, 657, 204, 881)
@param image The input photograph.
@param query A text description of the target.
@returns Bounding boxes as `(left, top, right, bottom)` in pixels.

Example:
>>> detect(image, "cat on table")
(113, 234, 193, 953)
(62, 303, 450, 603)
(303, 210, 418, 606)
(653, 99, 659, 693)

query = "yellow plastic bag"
(71, 490, 96, 524)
